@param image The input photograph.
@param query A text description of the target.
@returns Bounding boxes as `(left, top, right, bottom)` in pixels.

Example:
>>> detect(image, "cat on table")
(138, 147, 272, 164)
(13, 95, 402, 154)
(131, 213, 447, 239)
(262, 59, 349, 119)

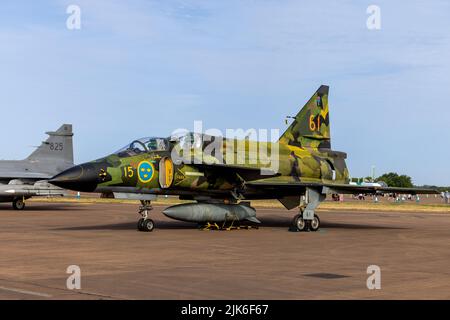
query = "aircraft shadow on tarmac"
(319, 222, 406, 230)
(55, 221, 198, 231)
(261, 217, 407, 230)
(54, 217, 407, 231)
(0, 204, 85, 211)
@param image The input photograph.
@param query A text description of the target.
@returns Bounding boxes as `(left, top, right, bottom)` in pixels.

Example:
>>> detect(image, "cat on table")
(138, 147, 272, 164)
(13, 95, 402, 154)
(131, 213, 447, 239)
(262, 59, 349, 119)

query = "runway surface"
(0, 202, 449, 299)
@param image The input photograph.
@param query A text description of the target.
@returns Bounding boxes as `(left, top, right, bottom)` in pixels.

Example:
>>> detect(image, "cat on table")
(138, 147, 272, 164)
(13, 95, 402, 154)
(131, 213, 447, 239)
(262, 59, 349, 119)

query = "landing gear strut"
(291, 188, 324, 232)
(12, 198, 25, 210)
(137, 200, 154, 232)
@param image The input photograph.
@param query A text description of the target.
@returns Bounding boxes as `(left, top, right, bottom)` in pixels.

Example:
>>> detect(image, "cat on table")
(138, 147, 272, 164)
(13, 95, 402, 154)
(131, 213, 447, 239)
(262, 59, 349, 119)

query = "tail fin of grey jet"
(26, 124, 74, 165)
(279, 85, 331, 149)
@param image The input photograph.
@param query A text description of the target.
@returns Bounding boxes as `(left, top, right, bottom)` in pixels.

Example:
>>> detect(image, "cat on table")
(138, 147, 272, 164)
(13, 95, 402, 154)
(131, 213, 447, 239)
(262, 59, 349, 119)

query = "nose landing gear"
(137, 200, 154, 232)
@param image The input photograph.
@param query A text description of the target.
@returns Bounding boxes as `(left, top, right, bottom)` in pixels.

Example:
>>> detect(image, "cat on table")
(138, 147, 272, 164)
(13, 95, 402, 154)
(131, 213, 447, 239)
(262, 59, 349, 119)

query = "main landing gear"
(291, 188, 325, 232)
(292, 211, 320, 232)
(137, 200, 154, 232)
(12, 198, 25, 210)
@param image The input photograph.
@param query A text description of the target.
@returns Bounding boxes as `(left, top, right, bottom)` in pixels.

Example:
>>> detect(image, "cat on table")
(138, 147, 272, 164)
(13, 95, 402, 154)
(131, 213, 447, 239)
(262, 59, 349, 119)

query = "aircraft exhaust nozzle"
(162, 203, 260, 224)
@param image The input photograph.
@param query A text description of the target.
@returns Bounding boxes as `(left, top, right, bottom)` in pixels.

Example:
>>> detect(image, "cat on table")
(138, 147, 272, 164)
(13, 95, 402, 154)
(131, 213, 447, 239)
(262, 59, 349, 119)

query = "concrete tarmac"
(0, 202, 449, 299)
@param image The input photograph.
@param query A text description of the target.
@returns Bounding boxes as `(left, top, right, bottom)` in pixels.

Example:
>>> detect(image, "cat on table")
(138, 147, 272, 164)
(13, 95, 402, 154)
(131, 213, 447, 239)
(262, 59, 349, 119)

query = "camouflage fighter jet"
(49, 86, 436, 231)
(0, 124, 74, 209)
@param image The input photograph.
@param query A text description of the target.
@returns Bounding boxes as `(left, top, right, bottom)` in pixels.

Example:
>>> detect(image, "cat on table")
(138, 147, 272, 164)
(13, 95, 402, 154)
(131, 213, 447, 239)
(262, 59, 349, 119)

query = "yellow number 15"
(123, 166, 134, 178)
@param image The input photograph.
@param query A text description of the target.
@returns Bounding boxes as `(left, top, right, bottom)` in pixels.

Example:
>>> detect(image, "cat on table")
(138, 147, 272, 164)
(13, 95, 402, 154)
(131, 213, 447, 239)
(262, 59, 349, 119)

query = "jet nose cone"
(49, 164, 100, 192)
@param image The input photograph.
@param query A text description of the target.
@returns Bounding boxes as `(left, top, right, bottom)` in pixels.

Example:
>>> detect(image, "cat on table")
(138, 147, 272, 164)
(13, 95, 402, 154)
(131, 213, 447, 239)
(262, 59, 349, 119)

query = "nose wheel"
(137, 200, 154, 232)
(138, 218, 155, 232)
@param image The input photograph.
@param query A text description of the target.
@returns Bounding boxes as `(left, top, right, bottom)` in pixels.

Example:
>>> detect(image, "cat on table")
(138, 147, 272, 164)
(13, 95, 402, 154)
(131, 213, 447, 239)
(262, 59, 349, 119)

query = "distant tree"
(427, 186, 450, 192)
(376, 172, 413, 188)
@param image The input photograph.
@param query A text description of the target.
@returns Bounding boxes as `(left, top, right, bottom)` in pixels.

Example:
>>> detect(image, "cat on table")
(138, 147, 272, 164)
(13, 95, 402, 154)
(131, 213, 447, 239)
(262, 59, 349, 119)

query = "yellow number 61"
(309, 115, 321, 131)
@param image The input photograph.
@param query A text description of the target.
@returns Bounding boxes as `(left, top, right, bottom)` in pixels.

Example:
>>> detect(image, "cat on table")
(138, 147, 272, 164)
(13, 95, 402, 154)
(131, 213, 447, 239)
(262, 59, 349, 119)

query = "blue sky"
(0, 0, 449, 185)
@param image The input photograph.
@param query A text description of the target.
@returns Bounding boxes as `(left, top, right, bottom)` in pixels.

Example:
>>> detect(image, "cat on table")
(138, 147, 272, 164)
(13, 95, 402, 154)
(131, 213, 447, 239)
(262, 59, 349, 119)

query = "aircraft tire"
(137, 218, 145, 231)
(293, 214, 307, 231)
(309, 214, 320, 232)
(12, 199, 25, 210)
(141, 219, 155, 232)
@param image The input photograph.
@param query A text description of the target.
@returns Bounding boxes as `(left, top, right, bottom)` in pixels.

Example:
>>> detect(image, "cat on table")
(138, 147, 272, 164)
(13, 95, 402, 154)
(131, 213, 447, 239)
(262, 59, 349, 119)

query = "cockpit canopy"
(169, 131, 220, 149)
(115, 137, 169, 157)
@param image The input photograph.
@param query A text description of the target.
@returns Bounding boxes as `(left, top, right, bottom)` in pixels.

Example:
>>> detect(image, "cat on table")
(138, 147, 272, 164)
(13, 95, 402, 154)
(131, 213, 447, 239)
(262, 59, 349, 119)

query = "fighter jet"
(0, 124, 74, 209)
(49, 86, 436, 232)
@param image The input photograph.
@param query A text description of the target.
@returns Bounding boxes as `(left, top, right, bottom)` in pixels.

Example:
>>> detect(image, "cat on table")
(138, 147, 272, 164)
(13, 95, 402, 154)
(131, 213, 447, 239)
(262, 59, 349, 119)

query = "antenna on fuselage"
(285, 116, 295, 125)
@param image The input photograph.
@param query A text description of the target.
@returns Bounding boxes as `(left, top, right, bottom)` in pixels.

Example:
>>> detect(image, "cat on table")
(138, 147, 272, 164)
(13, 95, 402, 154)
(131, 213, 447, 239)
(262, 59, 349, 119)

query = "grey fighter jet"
(0, 124, 74, 209)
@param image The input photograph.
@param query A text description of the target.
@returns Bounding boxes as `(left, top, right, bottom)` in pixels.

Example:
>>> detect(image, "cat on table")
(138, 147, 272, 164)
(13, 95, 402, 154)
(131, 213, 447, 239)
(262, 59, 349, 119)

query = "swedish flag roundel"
(137, 160, 155, 183)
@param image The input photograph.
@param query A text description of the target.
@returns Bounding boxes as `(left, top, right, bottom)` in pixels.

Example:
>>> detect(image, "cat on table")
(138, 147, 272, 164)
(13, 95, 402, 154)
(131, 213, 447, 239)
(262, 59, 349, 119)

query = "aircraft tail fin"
(26, 124, 74, 165)
(279, 85, 331, 149)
